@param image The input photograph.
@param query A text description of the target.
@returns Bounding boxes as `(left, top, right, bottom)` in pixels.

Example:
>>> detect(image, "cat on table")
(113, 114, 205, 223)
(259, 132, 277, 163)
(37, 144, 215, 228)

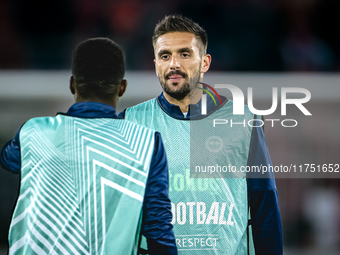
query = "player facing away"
(0, 38, 177, 255)
(122, 15, 282, 254)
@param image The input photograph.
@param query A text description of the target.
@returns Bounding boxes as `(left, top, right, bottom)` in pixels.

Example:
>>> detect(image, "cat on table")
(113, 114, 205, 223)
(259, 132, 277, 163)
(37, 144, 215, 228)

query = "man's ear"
(118, 79, 127, 97)
(201, 54, 212, 73)
(70, 76, 75, 94)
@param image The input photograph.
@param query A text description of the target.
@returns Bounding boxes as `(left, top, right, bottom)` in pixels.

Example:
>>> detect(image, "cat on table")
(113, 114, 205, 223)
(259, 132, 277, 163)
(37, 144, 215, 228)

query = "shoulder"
(126, 98, 158, 113)
(124, 98, 159, 123)
(20, 116, 57, 131)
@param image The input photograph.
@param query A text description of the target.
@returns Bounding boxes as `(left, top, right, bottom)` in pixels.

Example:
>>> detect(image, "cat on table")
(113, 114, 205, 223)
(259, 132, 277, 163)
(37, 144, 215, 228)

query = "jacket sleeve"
(0, 128, 21, 174)
(246, 123, 283, 255)
(141, 132, 178, 255)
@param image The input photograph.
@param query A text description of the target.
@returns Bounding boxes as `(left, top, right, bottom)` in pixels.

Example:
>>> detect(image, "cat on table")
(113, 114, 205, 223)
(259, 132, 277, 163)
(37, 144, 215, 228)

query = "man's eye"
(161, 55, 170, 60)
(181, 53, 189, 58)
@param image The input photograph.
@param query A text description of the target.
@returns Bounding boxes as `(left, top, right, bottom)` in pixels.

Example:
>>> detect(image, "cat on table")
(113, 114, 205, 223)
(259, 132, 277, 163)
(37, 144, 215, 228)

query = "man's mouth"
(169, 75, 183, 83)
(165, 71, 187, 83)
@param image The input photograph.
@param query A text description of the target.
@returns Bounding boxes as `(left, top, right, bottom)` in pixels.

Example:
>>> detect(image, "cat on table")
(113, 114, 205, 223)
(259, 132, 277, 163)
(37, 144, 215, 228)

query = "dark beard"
(159, 70, 200, 100)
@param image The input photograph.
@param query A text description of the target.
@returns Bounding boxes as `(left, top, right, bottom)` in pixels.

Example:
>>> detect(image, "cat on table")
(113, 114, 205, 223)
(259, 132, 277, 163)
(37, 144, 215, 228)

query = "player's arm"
(247, 122, 283, 255)
(0, 128, 21, 174)
(141, 132, 177, 255)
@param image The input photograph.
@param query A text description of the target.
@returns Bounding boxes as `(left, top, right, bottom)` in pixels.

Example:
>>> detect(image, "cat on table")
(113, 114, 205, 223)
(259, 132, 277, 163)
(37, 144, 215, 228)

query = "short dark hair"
(72, 38, 125, 100)
(152, 14, 208, 54)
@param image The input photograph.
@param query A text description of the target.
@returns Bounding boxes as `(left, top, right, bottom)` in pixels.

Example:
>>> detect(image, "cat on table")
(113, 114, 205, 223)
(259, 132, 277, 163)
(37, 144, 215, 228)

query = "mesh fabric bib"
(125, 98, 255, 255)
(9, 115, 155, 255)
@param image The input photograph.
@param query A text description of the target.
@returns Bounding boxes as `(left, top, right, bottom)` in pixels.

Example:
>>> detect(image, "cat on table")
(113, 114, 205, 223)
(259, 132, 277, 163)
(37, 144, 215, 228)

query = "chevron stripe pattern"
(9, 116, 155, 255)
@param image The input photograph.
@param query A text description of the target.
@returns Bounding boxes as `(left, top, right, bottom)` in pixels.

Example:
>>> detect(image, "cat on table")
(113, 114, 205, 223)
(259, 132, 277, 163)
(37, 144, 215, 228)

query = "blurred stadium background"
(0, 0, 339, 254)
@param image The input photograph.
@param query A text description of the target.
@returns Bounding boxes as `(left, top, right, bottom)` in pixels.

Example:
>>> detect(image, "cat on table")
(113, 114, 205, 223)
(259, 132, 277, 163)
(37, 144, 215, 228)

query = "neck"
(76, 97, 117, 108)
(163, 87, 203, 113)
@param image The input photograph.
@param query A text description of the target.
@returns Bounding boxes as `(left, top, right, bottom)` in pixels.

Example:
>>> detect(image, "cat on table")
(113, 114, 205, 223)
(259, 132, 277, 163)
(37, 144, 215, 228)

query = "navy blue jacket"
(0, 102, 178, 255)
(121, 93, 283, 255)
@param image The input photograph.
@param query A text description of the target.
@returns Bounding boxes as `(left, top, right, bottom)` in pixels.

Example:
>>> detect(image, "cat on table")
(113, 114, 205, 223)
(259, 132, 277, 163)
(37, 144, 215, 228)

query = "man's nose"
(170, 55, 180, 70)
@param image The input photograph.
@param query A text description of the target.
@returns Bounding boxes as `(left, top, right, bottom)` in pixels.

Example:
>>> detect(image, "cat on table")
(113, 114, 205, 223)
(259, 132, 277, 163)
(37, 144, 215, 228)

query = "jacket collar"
(157, 92, 227, 120)
(60, 102, 120, 119)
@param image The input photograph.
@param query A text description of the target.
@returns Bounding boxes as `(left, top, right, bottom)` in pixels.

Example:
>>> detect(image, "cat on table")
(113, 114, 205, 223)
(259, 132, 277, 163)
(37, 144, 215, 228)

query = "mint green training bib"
(125, 98, 255, 255)
(9, 115, 155, 255)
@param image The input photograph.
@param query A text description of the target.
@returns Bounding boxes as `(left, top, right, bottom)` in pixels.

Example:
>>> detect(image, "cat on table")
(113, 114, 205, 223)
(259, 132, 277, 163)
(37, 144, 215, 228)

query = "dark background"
(1, 0, 340, 72)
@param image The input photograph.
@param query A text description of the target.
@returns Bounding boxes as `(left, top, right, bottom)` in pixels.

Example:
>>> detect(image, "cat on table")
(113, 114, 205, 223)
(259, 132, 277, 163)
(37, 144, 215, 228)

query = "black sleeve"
(0, 128, 21, 174)
(141, 132, 177, 255)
